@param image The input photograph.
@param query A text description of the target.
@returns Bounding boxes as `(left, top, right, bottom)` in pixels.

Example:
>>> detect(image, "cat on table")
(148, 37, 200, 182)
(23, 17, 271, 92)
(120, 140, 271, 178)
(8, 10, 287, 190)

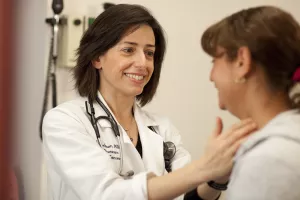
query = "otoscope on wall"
(39, 1, 117, 140)
(39, 0, 64, 140)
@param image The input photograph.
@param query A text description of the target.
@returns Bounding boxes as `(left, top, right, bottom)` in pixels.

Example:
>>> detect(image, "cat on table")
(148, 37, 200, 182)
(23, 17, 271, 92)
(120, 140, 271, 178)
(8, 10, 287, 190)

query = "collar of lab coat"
(87, 92, 159, 137)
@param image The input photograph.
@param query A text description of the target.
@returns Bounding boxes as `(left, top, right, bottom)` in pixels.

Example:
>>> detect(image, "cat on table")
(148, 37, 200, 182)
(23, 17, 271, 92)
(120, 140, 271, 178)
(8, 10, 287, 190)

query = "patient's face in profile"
(209, 47, 246, 114)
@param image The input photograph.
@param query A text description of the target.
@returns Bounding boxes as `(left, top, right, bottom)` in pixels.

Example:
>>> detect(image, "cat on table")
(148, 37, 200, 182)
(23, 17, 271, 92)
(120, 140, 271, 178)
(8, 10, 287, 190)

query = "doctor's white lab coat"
(42, 93, 191, 200)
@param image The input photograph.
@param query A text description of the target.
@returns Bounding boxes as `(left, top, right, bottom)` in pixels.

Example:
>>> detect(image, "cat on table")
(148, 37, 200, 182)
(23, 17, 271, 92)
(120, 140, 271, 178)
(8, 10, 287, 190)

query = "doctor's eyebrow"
(122, 41, 155, 48)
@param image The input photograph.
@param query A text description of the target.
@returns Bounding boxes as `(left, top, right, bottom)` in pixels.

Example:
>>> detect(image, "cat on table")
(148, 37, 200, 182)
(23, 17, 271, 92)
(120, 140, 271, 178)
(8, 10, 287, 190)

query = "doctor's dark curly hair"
(73, 4, 166, 106)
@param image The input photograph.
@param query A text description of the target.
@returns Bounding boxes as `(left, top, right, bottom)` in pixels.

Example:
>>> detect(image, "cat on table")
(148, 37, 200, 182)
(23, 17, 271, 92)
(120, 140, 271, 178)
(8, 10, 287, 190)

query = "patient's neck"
(242, 91, 291, 129)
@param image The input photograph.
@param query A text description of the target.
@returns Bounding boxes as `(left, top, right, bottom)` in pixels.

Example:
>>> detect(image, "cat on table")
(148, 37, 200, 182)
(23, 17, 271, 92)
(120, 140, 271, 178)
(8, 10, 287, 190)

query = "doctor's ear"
(92, 56, 102, 70)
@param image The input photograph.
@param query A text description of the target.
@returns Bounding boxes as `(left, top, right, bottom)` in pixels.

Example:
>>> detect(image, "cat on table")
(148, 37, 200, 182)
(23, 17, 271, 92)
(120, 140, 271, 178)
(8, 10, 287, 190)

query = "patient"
(200, 5, 300, 200)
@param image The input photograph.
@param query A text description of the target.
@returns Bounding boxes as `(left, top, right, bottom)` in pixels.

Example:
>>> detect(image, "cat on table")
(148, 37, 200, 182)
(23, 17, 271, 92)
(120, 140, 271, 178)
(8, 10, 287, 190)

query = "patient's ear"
(236, 46, 252, 78)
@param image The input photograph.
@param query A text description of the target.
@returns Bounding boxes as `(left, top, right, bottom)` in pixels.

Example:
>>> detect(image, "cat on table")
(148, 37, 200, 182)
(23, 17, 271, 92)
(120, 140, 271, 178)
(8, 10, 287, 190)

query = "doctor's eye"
(122, 47, 135, 54)
(145, 50, 155, 58)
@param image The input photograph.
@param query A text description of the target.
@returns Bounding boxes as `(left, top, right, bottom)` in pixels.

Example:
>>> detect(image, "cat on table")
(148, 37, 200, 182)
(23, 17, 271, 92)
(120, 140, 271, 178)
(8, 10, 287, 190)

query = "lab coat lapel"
(134, 105, 165, 176)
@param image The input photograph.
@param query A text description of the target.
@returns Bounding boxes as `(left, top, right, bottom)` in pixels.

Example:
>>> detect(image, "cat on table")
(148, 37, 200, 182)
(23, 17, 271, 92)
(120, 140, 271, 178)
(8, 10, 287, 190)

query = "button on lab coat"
(42, 93, 191, 200)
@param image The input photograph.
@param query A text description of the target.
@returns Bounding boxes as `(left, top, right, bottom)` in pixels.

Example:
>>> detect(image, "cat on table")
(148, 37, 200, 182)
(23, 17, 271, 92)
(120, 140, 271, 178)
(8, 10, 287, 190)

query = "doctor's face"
(93, 24, 155, 98)
(210, 48, 243, 112)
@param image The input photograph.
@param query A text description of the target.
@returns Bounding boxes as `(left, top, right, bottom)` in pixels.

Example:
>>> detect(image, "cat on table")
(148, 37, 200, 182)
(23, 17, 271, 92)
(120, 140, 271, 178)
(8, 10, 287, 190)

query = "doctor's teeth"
(125, 74, 144, 80)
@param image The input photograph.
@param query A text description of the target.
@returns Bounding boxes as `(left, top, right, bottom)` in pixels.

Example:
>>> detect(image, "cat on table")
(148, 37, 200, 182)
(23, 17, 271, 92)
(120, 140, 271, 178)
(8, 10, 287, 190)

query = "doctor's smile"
(124, 73, 147, 84)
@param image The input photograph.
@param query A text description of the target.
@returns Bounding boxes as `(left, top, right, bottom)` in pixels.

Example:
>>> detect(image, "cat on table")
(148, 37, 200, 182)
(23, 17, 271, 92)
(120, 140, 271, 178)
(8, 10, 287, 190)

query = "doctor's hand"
(196, 117, 257, 182)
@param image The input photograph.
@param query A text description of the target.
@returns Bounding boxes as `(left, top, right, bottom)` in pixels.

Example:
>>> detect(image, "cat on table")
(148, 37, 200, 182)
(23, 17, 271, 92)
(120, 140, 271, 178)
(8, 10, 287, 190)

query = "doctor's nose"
(133, 52, 147, 69)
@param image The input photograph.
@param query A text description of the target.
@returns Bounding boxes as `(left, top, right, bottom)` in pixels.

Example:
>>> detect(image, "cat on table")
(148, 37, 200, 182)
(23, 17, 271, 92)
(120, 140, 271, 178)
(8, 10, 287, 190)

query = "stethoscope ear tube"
(95, 96, 121, 137)
(86, 97, 101, 140)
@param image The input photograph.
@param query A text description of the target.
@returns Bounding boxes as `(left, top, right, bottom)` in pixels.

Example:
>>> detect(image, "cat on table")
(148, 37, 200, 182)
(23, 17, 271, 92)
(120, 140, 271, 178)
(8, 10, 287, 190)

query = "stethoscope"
(85, 95, 176, 177)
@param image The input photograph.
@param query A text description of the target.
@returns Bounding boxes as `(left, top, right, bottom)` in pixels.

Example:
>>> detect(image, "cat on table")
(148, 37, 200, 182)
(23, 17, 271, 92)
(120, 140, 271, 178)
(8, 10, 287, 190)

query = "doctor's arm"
(163, 122, 221, 200)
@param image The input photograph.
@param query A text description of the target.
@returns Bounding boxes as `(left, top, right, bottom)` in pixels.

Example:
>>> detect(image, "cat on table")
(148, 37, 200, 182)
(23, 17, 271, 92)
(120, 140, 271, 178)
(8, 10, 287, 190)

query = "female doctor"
(42, 4, 257, 200)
